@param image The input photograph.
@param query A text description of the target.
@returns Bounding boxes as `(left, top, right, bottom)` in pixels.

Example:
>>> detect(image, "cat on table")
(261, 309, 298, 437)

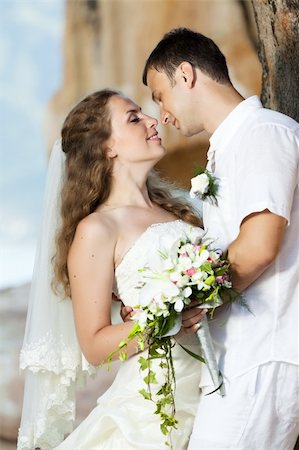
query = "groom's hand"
(112, 293, 133, 322)
(120, 304, 134, 322)
(181, 301, 207, 335)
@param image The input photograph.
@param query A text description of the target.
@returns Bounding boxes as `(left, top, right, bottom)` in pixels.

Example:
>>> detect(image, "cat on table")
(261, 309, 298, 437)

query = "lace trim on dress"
(19, 332, 90, 375)
(18, 332, 96, 450)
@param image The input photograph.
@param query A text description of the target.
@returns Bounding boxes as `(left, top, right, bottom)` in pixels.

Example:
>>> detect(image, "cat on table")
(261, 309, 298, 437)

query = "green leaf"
(138, 388, 151, 401)
(138, 356, 149, 371)
(214, 266, 229, 276)
(193, 165, 206, 176)
(127, 321, 142, 339)
(144, 370, 158, 385)
(200, 261, 213, 273)
(119, 351, 127, 362)
(118, 340, 127, 349)
(179, 343, 206, 363)
(205, 275, 215, 286)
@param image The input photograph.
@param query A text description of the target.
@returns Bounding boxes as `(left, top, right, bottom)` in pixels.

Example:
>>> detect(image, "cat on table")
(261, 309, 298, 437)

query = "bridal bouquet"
(108, 227, 242, 446)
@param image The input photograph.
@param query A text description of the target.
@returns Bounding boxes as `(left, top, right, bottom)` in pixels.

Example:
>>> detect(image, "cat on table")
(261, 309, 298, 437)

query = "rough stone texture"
(46, 0, 261, 168)
(252, 0, 299, 121)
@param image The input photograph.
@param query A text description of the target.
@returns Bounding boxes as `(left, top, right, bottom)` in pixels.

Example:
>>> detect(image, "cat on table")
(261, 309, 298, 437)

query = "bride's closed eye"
(130, 116, 141, 123)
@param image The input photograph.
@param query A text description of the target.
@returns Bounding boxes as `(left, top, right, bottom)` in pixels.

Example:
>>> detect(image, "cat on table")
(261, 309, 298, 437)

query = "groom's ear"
(178, 62, 196, 89)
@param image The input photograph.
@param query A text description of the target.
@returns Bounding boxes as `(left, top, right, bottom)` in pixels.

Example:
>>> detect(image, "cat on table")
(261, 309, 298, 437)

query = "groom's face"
(146, 68, 198, 137)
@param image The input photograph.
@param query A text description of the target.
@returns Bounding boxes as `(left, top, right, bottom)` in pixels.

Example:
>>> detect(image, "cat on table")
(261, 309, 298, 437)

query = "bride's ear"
(106, 146, 117, 159)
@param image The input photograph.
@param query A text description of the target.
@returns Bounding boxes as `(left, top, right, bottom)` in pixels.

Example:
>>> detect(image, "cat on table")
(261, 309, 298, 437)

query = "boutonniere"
(189, 166, 218, 205)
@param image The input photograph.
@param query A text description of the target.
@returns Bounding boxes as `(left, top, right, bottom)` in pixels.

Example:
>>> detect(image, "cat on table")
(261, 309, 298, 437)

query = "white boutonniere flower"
(190, 166, 218, 205)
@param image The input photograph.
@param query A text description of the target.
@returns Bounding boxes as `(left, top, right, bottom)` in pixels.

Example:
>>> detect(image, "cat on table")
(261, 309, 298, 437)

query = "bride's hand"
(181, 301, 207, 335)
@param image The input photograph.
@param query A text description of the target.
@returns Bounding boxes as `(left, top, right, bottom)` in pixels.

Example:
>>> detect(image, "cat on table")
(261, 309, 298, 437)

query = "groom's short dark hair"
(143, 28, 231, 86)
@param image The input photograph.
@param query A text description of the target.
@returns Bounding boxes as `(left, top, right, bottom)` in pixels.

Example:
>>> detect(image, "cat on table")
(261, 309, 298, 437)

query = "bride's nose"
(146, 115, 158, 128)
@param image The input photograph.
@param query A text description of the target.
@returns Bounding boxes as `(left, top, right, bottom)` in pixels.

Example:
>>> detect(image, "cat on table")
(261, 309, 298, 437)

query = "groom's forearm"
(228, 243, 273, 292)
(227, 210, 287, 292)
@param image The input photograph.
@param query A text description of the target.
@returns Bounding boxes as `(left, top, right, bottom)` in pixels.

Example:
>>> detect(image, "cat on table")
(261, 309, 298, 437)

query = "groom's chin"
(184, 127, 205, 138)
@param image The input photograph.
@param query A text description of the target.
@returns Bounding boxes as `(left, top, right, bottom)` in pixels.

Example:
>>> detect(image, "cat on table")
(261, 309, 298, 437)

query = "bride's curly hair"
(53, 89, 202, 297)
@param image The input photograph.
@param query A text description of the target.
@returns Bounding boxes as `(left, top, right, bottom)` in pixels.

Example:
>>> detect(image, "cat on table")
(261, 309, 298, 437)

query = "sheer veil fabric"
(17, 140, 95, 450)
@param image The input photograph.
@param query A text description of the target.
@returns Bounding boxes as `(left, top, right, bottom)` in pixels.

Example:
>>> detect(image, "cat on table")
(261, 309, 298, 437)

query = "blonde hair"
(53, 89, 202, 297)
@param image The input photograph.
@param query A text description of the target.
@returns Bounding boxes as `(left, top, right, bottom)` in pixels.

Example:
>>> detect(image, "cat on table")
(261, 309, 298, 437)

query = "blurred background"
(0, 0, 262, 447)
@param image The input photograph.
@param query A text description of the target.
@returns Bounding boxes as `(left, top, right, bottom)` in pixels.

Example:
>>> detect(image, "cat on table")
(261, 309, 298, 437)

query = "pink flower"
(216, 274, 229, 284)
(186, 267, 196, 277)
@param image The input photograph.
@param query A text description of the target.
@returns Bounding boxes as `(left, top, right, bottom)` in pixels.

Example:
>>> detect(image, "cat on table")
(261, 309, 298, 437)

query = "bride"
(18, 89, 206, 450)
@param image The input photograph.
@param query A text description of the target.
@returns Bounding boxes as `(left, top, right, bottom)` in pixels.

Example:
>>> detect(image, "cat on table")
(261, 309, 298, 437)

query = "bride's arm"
(67, 214, 138, 366)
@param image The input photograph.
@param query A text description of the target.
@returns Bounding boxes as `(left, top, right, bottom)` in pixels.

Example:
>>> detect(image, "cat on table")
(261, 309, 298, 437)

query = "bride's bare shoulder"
(74, 211, 119, 246)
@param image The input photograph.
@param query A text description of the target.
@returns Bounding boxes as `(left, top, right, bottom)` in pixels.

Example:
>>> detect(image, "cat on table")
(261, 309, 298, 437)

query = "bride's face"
(106, 95, 165, 165)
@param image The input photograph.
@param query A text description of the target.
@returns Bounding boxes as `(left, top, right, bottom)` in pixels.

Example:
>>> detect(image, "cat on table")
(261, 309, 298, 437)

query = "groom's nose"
(161, 110, 171, 125)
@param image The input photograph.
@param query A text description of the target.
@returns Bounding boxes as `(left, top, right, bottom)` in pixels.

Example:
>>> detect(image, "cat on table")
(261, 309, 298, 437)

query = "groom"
(142, 28, 299, 449)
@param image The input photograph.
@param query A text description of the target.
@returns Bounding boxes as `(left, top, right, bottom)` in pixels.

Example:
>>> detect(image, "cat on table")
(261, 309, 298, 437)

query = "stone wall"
(46, 0, 261, 185)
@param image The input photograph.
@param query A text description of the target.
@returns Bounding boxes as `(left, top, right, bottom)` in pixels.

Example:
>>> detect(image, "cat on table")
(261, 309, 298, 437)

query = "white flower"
(182, 287, 192, 298)
(197, 281, 207, 290)
(176, 274, 190, 288)
(190, 173, 210, 199)
(174, 298, 184, 312)
(148, 294, 168, 315)
(131, 309, 148, 328)
(138, 278, 180, 308)
(193, 249, 210, 268)
(146, 252, 174, 273)
(169, 269, 189, 287)
(187, 228, 205, 245)
(179, 243, 195, 255)
(177, 255, 193, 270)
(191, 270, 206, 282)
(158, 235, 181, 262)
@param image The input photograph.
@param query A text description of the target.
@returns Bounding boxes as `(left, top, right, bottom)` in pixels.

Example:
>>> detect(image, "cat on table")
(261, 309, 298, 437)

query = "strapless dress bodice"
(113, 219, 199, 307)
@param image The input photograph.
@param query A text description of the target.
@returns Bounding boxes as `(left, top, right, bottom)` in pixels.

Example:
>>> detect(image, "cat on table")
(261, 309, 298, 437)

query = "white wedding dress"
(55, 220, 202, 450)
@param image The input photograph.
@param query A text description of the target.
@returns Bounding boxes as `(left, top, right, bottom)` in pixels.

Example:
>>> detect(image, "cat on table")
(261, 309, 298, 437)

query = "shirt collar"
(209, 96, 263, 154)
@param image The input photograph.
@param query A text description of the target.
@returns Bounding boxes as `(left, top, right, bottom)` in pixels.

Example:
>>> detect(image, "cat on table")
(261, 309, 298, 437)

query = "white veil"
(17, 140, 95, 450)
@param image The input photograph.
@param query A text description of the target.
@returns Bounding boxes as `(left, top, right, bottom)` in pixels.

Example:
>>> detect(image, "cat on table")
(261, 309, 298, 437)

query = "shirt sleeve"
(235, 123, 299, 228)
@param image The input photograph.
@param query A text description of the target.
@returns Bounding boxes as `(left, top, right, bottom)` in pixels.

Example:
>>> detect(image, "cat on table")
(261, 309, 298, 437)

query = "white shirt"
(203, 96, 299, 380)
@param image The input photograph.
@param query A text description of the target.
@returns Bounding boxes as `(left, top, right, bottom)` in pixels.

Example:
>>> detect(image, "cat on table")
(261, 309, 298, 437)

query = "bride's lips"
(147, 131, 161, 142)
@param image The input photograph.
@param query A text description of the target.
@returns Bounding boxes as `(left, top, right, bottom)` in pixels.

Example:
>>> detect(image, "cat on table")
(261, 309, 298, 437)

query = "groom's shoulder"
(253, 106, 299, 134)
